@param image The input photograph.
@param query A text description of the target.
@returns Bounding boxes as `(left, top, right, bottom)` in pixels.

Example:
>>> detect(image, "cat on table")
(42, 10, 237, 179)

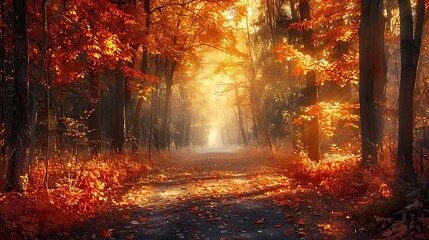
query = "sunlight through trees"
(0, 0, 429, 238)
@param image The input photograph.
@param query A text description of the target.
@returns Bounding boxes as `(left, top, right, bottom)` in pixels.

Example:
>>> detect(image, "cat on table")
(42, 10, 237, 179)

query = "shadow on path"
(58, 147, 369, 240)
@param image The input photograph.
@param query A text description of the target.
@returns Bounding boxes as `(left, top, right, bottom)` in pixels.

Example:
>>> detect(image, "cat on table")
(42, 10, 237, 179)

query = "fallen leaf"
(298, 231, 307, 236)
(318, 223, 332, 230)
(122, 214, 131, 220)
(130, 220, 139, 225)
(191, 206, 199, 211)
(298, 219, 305, 225)
(125, 235, 135, 240)
(140, 217, 148, 222)
(101, 230, 111, 238)
(283, 229, 294, 236)
(253, 218, 264, 224)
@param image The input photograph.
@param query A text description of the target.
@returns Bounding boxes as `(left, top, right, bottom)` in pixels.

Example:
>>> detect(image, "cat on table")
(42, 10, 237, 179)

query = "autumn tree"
(42, 0, 152, 155)
(240, 0, 273, 149)
(396, 0, 426, 182)
(132, 0, 151, 152)
(358, 0, 387, 164)
(299, 0, 320, 161)
(274, 0, 359, 159)
(151, 0, 238, 149)
(6, 0, 28, 191)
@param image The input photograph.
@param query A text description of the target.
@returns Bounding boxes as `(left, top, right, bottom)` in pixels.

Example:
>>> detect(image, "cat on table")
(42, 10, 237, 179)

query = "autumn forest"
(1, 0, 429, 239)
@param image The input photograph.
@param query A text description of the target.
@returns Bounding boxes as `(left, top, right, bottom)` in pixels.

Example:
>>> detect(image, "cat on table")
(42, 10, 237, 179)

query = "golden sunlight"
(207, 127, 222, 147)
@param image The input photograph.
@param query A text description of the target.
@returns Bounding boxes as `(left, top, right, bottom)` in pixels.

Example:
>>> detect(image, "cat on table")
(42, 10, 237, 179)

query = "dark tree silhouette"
(6, 0, 29, 191)
(358, 0, 387, 164)
(396, 0, 425, 182)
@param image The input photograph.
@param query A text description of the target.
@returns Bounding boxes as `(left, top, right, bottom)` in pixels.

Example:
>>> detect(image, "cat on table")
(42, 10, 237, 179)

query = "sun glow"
(207, 128, 222, 147)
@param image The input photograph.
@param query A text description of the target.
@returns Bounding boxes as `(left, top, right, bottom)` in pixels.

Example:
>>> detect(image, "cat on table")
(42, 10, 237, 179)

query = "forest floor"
(57, 147, 371, 240)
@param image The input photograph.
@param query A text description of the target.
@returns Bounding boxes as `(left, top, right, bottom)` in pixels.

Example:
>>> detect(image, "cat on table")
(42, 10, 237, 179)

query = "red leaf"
(283, 229, 294, 235)
(102, 230, 111, 238)
(140, 217, 148, 222)
(123, 214, 131, 220)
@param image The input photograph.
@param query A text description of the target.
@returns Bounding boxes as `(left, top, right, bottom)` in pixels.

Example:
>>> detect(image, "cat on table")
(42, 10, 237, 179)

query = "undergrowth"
(274, 148, 429, 239)
(0, 153, 157, 239)
(273, 148, 401, 197)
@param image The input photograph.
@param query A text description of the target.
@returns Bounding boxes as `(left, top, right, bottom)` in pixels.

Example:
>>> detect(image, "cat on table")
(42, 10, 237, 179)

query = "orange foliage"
(274, 0, 360, 86)
(0, 155, 153, 238)
(28, 0, 157, 86)
(294, 101, 359, 137)
(274, 151, 364, 195)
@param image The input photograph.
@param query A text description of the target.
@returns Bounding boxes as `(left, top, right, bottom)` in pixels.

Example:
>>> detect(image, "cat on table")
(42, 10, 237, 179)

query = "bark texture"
(359, 0, 387, 164)
(396, 0, 425, 182)
(300, 0, 320, 161)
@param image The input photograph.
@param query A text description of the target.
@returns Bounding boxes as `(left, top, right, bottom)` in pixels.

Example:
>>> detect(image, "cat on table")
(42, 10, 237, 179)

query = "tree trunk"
(148, 58, 161, 155)
(396, 0, 425, 182)
(234, 81, 248, 146)
(133, 0, 151, 153)
(300, 0, 320, 161)
(112, 70, 126, 153)
(6, 0, 28, 191)
(0, 0, 6, 163)
(88, 70, 101, 156)
(29, 0, 48, 171)
(133, 96, 144, 152)
(132, 47, 148, 152)
(245, 7, 272, 149)
(359, 0, 387, 164)
(44, 60, 50, 189)
(154, 81, 161, 151)
(160, 59, 176, 150)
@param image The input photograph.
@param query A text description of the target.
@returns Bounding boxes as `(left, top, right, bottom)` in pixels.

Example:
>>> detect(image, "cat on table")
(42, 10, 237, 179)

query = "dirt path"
(62, 147, 369, 240)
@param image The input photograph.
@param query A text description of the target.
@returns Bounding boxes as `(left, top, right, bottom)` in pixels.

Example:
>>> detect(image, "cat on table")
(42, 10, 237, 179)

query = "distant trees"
(0, 0, 241, 171)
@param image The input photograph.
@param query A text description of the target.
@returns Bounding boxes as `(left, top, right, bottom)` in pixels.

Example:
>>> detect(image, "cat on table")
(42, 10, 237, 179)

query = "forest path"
(63, 147, 368, 240)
